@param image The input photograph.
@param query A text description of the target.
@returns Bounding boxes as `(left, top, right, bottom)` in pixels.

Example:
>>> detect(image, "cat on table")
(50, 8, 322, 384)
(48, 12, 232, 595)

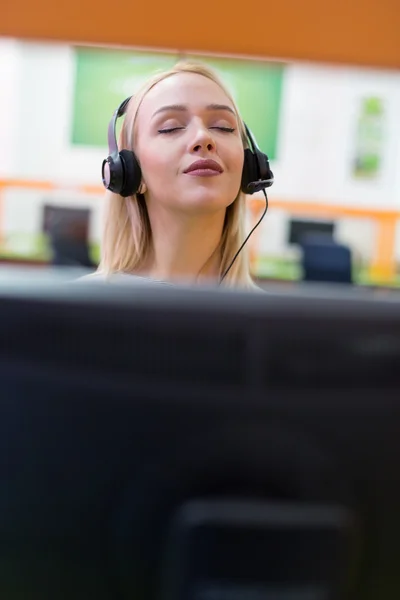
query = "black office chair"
(49, 229, 96, 269)
(299, 234, 353, 284)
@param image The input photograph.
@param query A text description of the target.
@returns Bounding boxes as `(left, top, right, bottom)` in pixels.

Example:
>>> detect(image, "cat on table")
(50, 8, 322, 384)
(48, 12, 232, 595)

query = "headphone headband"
(106, 96, 132, 156)
(243, 123, 258, 153)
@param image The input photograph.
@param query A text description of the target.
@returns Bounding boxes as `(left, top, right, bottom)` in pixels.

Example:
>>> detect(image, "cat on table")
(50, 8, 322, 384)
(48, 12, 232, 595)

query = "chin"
(181, 188, 236, 213)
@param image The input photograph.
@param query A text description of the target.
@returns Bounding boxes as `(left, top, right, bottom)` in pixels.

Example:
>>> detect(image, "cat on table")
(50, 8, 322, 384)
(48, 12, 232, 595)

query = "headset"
(102, 96, 274, 197)
(101, 96, 274, 282)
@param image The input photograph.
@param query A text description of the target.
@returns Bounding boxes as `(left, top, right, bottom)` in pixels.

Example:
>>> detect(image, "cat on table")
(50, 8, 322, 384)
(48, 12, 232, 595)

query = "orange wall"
(1, 0, 400, 69)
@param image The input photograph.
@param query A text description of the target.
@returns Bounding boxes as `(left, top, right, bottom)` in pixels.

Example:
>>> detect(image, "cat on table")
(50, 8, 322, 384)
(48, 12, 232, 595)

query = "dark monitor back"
(0, 273, 399, 600)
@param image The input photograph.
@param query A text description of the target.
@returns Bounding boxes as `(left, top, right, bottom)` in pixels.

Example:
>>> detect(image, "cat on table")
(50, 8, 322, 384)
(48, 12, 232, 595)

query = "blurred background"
(0, 0, 399, 287)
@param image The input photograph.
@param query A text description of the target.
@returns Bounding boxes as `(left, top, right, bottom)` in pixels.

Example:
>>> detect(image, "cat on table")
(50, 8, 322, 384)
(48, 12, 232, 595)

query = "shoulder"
(76, 271, 173, 286)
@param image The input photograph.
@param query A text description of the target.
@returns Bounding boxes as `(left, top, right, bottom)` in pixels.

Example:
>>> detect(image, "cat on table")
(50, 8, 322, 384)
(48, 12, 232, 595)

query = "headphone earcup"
(119, 150, 142, 198)
(241, 148, 259, 194)
(257, 150, 274, 183)
(241, 148, 274, 194)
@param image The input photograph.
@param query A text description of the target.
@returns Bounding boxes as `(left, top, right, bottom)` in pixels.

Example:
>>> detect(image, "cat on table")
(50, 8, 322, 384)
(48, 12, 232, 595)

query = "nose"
(190, 124, 216, 154)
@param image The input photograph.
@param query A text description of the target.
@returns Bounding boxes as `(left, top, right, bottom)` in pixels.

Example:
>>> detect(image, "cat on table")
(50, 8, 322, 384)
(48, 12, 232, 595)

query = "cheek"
(228, 146, 245, 182)
(139, 146, 173, 186)
(224, 139, 244, 170)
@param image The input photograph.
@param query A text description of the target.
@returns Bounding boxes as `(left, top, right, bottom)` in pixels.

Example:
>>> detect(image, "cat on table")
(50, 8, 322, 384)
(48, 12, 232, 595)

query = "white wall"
(0, 37, 400, 262)
(274, 63, 400, 207)
(10, 41, 106, 184)
(0, 38, 20, 175)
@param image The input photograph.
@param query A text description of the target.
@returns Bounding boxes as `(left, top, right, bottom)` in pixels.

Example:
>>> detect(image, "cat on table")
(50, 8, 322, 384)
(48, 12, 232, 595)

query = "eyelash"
(158, 126, 235, 134)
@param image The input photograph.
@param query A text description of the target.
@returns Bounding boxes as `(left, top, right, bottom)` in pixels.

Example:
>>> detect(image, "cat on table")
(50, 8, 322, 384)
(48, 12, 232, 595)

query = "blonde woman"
(97, 61, 273, 289)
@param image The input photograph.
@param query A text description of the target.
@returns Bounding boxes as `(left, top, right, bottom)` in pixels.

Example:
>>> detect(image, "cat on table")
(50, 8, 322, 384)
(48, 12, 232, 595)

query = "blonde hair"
(99, 61, 256, 289)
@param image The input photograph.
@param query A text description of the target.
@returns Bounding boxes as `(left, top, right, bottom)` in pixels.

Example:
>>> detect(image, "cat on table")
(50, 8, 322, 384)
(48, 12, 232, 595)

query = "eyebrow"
(152, 103, 236, 118)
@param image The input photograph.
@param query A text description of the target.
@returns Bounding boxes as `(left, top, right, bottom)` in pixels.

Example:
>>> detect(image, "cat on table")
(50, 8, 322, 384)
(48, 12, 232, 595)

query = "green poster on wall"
(71, 47, 178, 148)
(71, 47, 284, 160)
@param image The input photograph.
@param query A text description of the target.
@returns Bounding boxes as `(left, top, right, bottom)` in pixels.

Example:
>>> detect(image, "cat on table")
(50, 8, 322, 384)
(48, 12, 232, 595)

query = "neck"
(140, 206, 226, 284)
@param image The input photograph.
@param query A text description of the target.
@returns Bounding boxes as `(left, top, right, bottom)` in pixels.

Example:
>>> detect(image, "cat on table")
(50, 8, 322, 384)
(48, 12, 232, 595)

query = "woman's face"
(134, 72, 244, 214)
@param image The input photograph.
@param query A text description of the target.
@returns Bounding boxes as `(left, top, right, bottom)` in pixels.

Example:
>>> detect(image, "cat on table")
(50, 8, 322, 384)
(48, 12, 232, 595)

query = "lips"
(184, 159, 223, 174)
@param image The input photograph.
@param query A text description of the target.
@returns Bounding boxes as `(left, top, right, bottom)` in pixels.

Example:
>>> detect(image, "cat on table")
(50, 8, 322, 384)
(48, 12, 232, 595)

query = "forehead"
(138, 72, 235, 120)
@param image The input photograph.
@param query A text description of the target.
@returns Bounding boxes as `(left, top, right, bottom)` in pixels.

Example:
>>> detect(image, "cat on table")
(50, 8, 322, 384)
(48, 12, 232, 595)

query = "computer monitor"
(42, 205, 95, 269)
(0, 270, 399, 600)
(288, 218, 336, 246)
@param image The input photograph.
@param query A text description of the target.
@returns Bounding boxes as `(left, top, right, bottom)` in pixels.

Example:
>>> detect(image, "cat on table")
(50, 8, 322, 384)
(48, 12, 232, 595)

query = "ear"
(138, 181, 147, 195)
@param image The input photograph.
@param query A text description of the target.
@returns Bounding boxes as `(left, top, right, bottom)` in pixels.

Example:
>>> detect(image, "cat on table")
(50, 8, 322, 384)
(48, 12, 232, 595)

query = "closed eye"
(158, 127, 185, 134)
(210, 127, 235, 133)
(158, 126, 235, 134)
